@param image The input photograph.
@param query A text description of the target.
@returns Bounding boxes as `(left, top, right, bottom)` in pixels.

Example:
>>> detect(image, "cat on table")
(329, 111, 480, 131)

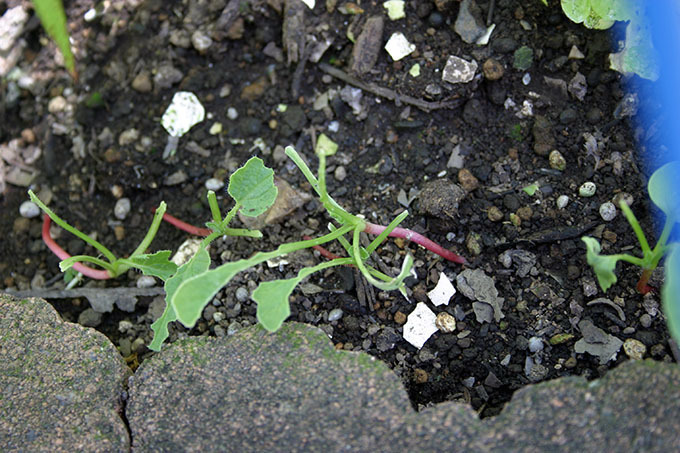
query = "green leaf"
(582, 236, 620, 291)
(590, 0, 633, 21)
(522, 184, 539, 196)
(662, 245, 680, 344)
(561, 0, 590, 24)
(251, 258, 351, 332)
(148, 247, 210, 351)
(648, 161, 680, 222)
(252, 280, 294, 332)
(228, 157, 278, 217)
(118, 251, 178, 281)
(32, 0, 77, 79)
(315, 133, 338, 157)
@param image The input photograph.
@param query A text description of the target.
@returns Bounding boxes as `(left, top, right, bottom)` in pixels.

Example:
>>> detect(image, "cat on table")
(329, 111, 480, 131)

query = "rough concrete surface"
(0, 294, 130, 452)
(2, 294, 680, 452)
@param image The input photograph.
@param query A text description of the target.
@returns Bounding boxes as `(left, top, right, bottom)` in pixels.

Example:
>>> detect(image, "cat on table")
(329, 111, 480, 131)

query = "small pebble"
(213, 311, 225, 323)
(48, 96, 67, 113)
(599, 202, 617, 221)
(548, 150, 566, 171)
(394, 311, 407, 324)
(457, 168, 479, 191)
(19, 201, 40, 218)
(482, 58, 504, 81)
(78, 308, 103, 327)
(136, 275, 156, 288)
(579, 182, 596, 197)
(205, 178, 225, 191)
(334, 166, 347, 182)
(227, 107, 238, 120)
(487, 206, 504, 222)
(556, 195, 569, 209)
(413, 368, 429, 384)
(235, 287, 249, 303)
(227, 322, 241, 335)
(435, 312, 456, 333)
(111, 184, 124, 198)
(328, 308, 343, 322)
(640, 313, 652, 328)
(623, 338, 646, 360)
(114, 198, 131, 220)
(528, 336, 544, 353)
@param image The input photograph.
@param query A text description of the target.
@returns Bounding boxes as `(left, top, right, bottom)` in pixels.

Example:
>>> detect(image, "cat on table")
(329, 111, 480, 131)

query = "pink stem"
(364, 223, 466, 264)
(156, 211, 211, 237)
(41, 214, 113, 280)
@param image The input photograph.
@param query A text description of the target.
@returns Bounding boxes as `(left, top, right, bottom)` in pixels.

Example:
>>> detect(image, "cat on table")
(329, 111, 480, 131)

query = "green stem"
(221, 203, 240, 229)
(352, 226, 413, 291)
(29, 190, 117, 263)
(130, 202, 166, 257)
(365, 210, 409, 255)
(649, 214, 675, 268)
(60, 255, 116, 273)
(620, 201, 652, 256)
(207, 191, 223, 224)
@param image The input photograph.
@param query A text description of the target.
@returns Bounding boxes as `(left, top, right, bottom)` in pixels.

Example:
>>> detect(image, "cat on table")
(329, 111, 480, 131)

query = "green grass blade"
(32, 0, 77, 79)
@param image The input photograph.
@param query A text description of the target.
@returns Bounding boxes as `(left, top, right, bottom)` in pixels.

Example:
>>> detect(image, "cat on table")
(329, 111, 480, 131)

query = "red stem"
(636, 268, 655, 295)
(158, 211, 466, 264)
(156, 211, 211, 237)
(364, 223, 466, 264)
(41, 214, 112, 280)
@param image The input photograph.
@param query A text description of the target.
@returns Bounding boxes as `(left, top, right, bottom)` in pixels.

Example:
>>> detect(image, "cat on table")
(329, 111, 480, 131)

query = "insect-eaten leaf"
(582, 236, 619, 291)
(228, 157, 278, 217)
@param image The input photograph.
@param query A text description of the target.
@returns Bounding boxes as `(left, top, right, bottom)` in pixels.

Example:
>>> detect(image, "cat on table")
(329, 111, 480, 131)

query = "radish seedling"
(582, 161, 680, 342)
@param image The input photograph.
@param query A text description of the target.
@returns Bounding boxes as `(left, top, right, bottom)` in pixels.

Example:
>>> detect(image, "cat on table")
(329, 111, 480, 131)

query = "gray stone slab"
(3, 295, 680, 452)
(0, 294, 130, 452)
(127, 322, 680, 452)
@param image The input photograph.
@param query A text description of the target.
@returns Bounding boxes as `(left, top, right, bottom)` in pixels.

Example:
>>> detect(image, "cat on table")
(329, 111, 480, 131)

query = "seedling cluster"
(582, 161, 680, 342)
(30, 143, 465, 351)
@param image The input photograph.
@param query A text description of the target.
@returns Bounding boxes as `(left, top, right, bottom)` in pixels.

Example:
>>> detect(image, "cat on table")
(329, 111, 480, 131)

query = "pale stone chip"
(403, 302, 438, 349)
(427, 272, 456, 306)
(161, 92, 205, 137)
(384, 32, 415, 61)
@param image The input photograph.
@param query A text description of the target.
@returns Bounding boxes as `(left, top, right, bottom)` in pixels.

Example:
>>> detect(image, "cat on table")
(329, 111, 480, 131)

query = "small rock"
(47, 96, 67, 113)
(235, 287, 249, 303)
(513, 46, 533, 70)
(118, 128, 139, 146)
(492, 37, 518, 53)
(487, 206, 503, 222)
(579, 182, 596, 197)
(623, 338, 646, 360)
(227, 107, 238, 120)
(442, 55, 478, 84)
(549, 150, 566, 171)
(154, 64, 184, 90)
(78, 308, 103, 327)
(528, 336, 543, 353)
(165, 170, 188, 186)
(328, 308, 343, 322)
(457, 168, 479, 191)
(413, 368, 429, 384)
(19, 201, 40, 218)
(131, 72, 152, 93)
(334, 166, 347, 182)
(435, 312, 456, 333)
(384, 32, 415, 61)
(350, 16, 384, 74)
(454, 0, 486, 44)
(417, 179, 466, 220)
(559, 108, 578, 124)
(532, 115, 555, 156)
(568, 72, 587, 101)
(169, 29, 191, 48)
(205, 178, 224, 191)
(599, 202, 617, 221)
(394, 311, 407, 324)
(136, 276, 156, 288)
(114, 198, 131, 220)
(568, 45, 585, 59)
(482, 58, 504, 80)
(556, 195, 569, 209)
(191, 30, 213, 52)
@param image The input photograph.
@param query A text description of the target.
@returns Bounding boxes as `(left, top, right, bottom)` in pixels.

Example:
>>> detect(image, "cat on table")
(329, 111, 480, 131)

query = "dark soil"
(1, 0, 670, 417)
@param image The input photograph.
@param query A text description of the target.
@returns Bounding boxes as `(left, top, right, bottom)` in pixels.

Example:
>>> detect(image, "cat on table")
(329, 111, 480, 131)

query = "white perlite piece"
(383, 0, 405, 20)
(161, 91, 205, 158)
(403, 302, 438, 349)
(385, 32, 415, 61)
(427, 272, 456, 306)
(442, 56, 478, 84)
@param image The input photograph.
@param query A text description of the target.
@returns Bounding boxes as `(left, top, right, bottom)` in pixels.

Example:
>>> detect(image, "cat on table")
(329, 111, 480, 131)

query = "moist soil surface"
(0, 0, 670, 416)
